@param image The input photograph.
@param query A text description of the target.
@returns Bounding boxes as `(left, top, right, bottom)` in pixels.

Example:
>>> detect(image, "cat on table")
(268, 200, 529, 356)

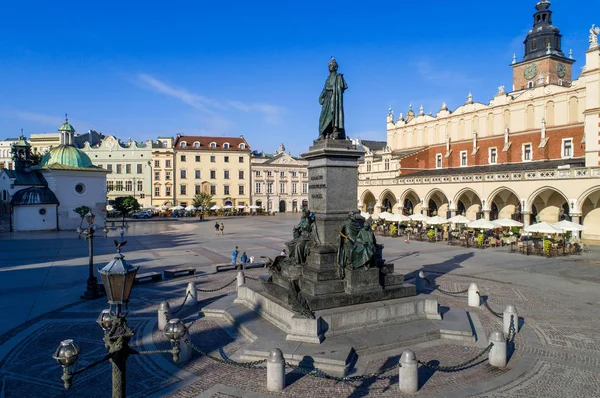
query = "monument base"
(233, 283, 439, 343)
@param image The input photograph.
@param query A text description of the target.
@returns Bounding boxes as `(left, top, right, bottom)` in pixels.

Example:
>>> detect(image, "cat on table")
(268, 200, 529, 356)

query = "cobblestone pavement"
(1, 216, 600, 397)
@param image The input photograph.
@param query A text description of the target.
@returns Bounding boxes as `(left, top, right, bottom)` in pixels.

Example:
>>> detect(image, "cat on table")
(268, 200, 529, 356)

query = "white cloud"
(8, 111, 63, 126)
(137, 74, 284, 125)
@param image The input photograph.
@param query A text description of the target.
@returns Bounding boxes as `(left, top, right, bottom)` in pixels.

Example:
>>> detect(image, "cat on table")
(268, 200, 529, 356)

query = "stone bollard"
(158, 301, 171, 331)
(237, 270, 245, 290)
(503, 305, 519, 336)
(399, 349, 418, 394)
(468, 283, 480, 307)
(186, 282, 198, 306)
(488, 331, 507, 368)
(415, 271, 425, 293)
(267, 348, 285, 392)
(178, 329, 193, 364)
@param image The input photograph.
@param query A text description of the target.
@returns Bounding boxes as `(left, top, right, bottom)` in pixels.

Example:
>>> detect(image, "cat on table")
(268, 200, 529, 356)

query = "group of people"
(214, 222, 225, 235)
(231, 246, 253, 265)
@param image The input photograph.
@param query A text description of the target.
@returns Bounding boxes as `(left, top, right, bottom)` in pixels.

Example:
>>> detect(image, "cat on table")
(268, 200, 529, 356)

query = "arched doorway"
(361, 191, 376, 213)
(292, 199, 298, 212)
(528, 187, 569, 223)
(256, 200, 262, 208)
(455, 189, 482, 220)
(225, 200, 233, 206)
(580, 189, 600, 240)
(279, 200, 286, 213)
(402, 190, 421, 215)
(426, 190, 449, 217)
(488, 188, 521, 222)
(380, 190, 397, 213)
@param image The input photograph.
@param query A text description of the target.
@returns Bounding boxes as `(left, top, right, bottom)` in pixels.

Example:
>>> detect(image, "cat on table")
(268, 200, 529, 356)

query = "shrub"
(427, 229, 435, 239)
(477, 234, 484, 247)
(543, 239, 552, 256)
(390, 225, 397, 236)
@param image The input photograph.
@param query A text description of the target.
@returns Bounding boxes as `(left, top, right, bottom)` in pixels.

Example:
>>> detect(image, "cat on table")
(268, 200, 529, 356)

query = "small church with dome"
(0, 116, 108, 232)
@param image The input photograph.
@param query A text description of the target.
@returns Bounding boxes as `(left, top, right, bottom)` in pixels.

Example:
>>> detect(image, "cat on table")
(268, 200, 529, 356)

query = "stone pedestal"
(302, 140, 364, 247)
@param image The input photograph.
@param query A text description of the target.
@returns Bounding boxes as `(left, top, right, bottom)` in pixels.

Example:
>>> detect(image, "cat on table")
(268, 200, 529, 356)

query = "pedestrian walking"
(231, 246, 239, 264)
(214, 221, 220, 236)
(220, 222, 225, 235)
(119, 227, 125, 241)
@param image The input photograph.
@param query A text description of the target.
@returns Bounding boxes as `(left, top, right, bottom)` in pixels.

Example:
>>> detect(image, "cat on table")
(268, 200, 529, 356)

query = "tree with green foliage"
(192, 192, 214, 217)
(113, 196, 140, 226)
(73, 206, 92, 228)
(30, 149, 43, 166)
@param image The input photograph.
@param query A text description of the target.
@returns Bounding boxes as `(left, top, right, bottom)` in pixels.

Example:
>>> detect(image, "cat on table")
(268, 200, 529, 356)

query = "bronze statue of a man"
(319, 57, 348, 140)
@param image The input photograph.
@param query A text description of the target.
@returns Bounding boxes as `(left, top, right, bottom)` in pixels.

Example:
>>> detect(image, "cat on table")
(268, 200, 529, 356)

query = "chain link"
(507, 314, 516, 343)
(476, 292, 503, 318)
(417, 342, 494, 372)
(423, 277, 469, 296)
(135, 349, 174, 355)
(171, 291, 191, 314)
(245, 276, 260, 282)
(285, 361, 400, 382)
(196, 277, 237, 293)
(184, 339, 267, 368)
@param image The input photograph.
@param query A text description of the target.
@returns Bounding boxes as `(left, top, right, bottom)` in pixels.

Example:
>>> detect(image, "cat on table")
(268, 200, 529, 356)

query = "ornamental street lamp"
(79, 211, 102, 300)
(54, 241, 185, 398)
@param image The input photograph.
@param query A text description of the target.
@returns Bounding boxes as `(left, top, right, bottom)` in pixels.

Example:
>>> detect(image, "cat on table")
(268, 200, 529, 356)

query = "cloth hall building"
(358, 1, 600, 241)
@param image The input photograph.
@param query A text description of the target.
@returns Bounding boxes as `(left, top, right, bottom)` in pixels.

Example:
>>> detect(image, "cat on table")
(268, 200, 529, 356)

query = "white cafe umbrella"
(448, 214, 472, 224)
(494, 217, 524, 227)
(360, 211, 371, 219)
(171, 205, 184, 211)
(236, 205, 247, 209)
(248, 205, 260, 209)
(210, 205, 221, 210)
(410, 214, 430, 222)
(185, 205, 197, 211)
(158, 205, 169, 210)
(389, 213, 411, 222)
(379, 211, 394, 220)
(524, 221, 561, 234)
(370, 213, 380, 220)
(467, 218, 499, 230)
(552, 220, 586, 232)
(427, 215, 449, 225)
(223, 205, 234, 209)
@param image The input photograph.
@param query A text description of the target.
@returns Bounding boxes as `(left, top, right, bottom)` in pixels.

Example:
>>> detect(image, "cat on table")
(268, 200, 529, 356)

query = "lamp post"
(54, 241, 185, 398)
(79, 212, 102, 300)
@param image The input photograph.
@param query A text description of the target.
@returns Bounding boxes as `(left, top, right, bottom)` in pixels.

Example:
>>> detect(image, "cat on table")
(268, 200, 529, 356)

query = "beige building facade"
(151, 137, 176, 206)
(358, 4, 600, 241)
(251, 144, 309, 213)
(172, 134, 251, 207)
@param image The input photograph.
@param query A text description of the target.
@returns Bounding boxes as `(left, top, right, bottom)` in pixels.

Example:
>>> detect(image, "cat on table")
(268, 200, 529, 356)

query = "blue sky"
(0, 0, 594, 155)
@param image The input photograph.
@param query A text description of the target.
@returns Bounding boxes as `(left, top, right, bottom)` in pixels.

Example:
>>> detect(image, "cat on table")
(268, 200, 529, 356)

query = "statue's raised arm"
(318, 57, 348, 141)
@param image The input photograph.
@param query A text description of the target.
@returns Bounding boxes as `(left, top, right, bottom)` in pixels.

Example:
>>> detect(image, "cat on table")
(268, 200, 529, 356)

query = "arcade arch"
(379, 190, 397, 212)
(454, 188, 482, 220)
(425, 189, 449, 217)
(488, 187, 521, 221)
(361, 190, 376, 213)
(579, 188, 600, 240)
(527, 187, 569, 223)
(400, 189, 421, 216)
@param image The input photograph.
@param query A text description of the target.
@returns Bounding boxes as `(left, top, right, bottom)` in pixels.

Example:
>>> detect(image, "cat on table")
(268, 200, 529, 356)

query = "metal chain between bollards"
(184, 339, 267, 368)
(285, 361, 400, 382)
(476, 292, 503, 318)
(135, 348, 175, 355)
(245, 276, 260, 282)
(423, 277, 469, 296)
(417, 342, 494, 372)
(507, 314, 516, 343)
(171, 291, 192, 315)
(196, 277, 237, 293)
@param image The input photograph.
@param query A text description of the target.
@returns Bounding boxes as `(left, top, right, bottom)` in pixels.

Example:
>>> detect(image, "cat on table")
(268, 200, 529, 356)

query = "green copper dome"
(58, 114, 76, 133)
(40, 145, 93, 168)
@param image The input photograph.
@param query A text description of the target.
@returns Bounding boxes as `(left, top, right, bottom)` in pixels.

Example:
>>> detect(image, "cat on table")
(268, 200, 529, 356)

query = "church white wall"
(13, 205, 57, 231)
(44, 170, 107, 230)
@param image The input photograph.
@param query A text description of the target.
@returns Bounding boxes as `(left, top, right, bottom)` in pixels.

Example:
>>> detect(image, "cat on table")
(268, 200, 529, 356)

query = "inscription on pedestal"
(310, 175, 326, 199)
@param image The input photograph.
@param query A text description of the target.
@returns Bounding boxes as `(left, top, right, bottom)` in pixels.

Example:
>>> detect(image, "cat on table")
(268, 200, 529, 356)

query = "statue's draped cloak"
(319, 73, 348, 137)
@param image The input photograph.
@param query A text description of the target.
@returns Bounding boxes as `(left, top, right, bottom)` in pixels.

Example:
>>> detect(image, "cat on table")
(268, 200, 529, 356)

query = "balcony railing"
(358, 167, 600, 186)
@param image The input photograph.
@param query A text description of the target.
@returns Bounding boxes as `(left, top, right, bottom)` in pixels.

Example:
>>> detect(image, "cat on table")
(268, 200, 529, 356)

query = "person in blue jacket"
(231, 246, 239, 264)
(240, 251, 249, 264)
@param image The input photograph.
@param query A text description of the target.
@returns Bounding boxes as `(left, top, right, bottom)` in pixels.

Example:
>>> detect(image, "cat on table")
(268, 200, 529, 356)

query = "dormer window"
(239, 143, 246, 149)
(180, 142, 187, 148)
(210, 142, 217, 149)
(161, 141, 167, 148)
(223, 142, 230, 149)
(193, 141, 200, 148)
